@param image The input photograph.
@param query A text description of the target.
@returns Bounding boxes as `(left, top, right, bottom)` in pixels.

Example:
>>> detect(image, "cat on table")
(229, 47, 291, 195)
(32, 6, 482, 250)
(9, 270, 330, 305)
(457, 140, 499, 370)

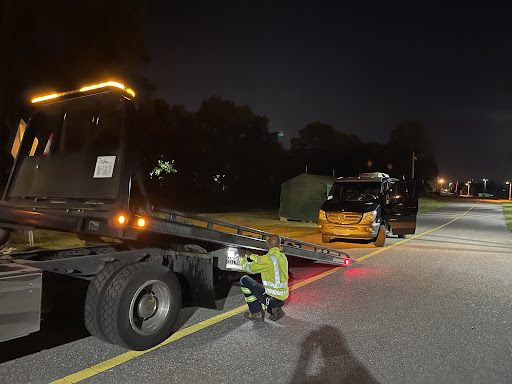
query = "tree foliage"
(386, 120, 438, 181)
(140, 96, 289, 210)
(290, 122, 363, 177)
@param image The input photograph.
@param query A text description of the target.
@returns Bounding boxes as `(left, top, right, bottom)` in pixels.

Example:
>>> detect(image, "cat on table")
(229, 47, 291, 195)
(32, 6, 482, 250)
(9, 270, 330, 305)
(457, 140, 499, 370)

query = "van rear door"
(383, 180, 418, 235)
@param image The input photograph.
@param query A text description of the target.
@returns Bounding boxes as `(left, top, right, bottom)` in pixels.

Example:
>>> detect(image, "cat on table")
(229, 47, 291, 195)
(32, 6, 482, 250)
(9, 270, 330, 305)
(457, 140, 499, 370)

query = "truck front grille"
(326, 212, 362, 225)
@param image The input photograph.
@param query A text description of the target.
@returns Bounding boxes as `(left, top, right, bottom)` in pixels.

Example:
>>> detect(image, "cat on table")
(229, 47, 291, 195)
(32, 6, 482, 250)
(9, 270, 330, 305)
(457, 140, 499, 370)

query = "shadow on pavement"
(290, 325, 379, 384)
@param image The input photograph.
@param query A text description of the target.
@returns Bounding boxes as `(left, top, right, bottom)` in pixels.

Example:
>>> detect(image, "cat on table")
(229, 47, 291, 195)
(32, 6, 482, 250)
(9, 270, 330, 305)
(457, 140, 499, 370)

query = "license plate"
(334, 228, 350, 236)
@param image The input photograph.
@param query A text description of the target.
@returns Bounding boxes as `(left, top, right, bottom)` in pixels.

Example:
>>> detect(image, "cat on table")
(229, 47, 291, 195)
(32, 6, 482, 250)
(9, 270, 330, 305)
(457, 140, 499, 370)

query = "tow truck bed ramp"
(153, 208, 351, 266)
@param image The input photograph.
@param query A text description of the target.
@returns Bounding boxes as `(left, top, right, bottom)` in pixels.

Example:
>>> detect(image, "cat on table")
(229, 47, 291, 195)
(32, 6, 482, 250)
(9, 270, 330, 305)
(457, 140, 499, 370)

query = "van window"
(329, 182, 381, 202)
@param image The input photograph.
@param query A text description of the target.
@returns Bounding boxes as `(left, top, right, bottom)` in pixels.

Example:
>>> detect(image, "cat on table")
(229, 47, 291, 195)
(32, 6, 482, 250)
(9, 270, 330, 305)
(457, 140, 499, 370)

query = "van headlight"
(360, 210, 377, 223)
(318, 210, 326, 221)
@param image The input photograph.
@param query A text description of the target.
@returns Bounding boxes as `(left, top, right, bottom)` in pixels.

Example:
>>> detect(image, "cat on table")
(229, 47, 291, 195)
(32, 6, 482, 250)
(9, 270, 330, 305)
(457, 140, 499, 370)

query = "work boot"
(243, 310, 264, 322)
(269, 307, 285, 321)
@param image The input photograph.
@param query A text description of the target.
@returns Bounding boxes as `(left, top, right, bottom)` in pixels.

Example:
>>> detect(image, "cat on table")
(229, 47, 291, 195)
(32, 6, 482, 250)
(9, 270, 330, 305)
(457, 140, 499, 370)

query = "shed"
(279, 173, 336, 222)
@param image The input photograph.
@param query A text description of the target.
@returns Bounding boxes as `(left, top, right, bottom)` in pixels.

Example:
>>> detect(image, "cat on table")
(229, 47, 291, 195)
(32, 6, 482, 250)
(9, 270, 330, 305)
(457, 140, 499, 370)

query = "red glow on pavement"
(344, 268, 368, 276)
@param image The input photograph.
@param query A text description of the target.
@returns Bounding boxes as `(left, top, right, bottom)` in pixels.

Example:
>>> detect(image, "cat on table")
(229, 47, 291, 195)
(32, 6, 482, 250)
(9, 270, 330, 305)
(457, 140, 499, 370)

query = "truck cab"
(318, 172, 418, 247)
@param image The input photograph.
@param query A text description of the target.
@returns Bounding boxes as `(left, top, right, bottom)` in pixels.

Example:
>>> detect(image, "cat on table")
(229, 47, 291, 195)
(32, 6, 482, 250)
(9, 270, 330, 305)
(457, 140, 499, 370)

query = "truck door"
(383, 180, 418, 236)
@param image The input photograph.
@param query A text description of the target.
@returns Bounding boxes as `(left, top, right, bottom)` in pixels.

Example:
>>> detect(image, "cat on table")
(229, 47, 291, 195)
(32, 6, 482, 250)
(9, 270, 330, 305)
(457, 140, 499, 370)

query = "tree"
(386, 120, 438, 181)
(290, 122, 363, 176)
(138, 95, 288, 210)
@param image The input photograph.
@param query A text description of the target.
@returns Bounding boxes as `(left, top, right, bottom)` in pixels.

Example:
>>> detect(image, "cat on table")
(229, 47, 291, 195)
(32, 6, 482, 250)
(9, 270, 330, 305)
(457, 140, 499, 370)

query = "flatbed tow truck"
(0, 81, 351, 350)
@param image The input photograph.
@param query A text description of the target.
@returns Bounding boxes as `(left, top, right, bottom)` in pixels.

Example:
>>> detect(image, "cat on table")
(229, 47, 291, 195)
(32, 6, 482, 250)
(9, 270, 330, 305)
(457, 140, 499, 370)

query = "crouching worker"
(239, 234, 288, 322)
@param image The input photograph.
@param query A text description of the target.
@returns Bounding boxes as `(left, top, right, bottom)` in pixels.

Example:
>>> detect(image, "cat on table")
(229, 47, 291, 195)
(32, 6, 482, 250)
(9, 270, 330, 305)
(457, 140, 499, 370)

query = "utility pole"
(411, 152, 417, 179)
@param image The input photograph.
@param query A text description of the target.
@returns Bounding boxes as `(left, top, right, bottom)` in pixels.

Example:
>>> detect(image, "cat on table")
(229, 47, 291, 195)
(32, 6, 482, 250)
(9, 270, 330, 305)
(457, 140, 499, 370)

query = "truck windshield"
(329, 181, 382, 202)
(6, 92, 126, 202)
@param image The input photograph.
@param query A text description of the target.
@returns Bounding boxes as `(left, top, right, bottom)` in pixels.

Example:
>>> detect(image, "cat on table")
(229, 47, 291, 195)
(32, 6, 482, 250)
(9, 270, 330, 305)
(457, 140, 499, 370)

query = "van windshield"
(329, 181, 382, 202)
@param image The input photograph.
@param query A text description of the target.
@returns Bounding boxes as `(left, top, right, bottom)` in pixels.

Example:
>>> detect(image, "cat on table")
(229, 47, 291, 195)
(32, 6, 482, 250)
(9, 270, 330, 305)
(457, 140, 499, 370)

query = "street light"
(466, 181, 471, 197)
(483, 178, 488, 194)
(506, 181, 512, 201)
(438, 178, 444, 192)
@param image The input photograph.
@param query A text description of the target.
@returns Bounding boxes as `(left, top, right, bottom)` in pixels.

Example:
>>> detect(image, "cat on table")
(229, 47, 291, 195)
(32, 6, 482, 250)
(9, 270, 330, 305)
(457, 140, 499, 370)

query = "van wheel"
(398, 234, 406, 239)
(373, 225, 386, 247)
(322, 235, 332, 243)
(100, 262, 182, 350)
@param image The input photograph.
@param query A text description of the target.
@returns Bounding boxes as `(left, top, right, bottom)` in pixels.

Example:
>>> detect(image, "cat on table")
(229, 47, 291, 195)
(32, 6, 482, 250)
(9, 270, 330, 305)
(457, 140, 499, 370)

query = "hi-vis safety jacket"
(240, 247, 289, 300)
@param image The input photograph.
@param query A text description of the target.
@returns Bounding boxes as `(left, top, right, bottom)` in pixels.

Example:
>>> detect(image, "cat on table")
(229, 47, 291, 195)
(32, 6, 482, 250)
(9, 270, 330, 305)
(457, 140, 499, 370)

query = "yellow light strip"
(31, 80, 136, 103)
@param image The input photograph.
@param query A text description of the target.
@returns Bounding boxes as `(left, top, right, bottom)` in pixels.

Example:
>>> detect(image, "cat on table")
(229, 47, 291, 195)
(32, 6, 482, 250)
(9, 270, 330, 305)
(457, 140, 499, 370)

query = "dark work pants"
(239, 275, 286, 314)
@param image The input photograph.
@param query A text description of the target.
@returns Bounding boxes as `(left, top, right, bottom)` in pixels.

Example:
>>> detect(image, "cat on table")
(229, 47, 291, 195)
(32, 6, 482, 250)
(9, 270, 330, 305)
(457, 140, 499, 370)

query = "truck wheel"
(84, 261, 126, 341)
(100, 262, 182, 350)
(0, 228, 12, 247)
(373, 225, 386, 247)
(398, 234, 406, 239)
(322, 235, 332, 243)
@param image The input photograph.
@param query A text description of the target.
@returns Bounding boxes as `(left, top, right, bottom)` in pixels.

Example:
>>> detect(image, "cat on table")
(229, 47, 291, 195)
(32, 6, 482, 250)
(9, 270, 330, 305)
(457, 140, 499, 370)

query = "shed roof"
(285, 173, 336, 185)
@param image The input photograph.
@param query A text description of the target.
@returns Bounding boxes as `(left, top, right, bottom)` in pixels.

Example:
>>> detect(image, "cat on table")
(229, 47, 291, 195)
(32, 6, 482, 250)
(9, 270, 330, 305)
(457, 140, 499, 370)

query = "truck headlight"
(318, 210, 326, 221)
(361, 210, 377, 223)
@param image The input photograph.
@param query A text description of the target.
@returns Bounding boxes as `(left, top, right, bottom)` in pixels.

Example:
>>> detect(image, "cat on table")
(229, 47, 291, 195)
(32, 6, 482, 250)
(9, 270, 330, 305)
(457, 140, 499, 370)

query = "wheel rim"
(129, 280, 172, 336)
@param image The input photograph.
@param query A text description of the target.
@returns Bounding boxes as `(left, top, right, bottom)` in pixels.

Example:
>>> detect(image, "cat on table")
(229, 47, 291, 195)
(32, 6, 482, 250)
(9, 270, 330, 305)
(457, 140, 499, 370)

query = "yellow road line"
(50, 265, 344, 383)
(355, 201, 480, 262)
(51, 201, 479, 383)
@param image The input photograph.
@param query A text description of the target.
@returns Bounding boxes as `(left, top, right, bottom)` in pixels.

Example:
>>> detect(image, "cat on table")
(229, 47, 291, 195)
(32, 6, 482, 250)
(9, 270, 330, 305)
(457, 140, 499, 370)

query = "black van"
(318, 172, 418, 247)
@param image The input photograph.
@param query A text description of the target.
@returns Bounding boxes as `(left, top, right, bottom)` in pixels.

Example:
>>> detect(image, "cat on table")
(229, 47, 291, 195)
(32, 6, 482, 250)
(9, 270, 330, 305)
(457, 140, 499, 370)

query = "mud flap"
(171, 254, 216, 309)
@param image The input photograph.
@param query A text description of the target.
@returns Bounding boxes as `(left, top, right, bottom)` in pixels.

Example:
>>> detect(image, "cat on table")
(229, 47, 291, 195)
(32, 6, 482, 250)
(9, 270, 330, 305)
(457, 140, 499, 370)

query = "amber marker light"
(31, 80, 136, 104)
(137, 218, 146, 227)
(117, 215, 126, 225)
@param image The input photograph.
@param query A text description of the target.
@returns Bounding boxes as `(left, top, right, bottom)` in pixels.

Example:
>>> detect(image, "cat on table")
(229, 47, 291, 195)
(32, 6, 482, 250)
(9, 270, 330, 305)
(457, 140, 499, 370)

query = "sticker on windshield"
(93, 156, 116, 178)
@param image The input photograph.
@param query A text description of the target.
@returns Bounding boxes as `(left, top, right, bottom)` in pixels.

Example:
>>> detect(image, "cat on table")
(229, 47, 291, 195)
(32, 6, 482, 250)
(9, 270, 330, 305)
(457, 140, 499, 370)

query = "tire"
(373, 225, 386, 247)
(84, 261, 126, 341)
(100, 263, 182, 350)
(322, 235, 332, 243)
(398, 234, 406, 239)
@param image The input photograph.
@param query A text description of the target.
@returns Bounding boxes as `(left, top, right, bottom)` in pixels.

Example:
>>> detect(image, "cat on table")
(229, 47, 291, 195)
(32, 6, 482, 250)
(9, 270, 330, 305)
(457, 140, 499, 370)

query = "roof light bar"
(31, 80, 136, 103)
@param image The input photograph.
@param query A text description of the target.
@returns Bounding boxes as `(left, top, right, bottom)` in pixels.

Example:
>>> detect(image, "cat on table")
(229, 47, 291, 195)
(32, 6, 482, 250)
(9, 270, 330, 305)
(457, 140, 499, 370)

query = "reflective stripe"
(243, 263, 253, 273)
(241, 287, 251, 294)
(269, 255, 280, 284)
(245, 296, 257, 303)
(265, 287, 289, 297)
(263, 280, 288, 289)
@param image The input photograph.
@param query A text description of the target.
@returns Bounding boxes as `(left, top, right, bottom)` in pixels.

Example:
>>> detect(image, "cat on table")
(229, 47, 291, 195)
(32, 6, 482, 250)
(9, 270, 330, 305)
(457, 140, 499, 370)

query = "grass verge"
(417, 195, 452, 215)
(502, 203, 512, 232)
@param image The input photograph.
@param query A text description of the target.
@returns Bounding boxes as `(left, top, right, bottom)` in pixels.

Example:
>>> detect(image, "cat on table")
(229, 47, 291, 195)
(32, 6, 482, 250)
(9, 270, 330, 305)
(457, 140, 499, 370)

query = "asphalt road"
(1, 201, 511, 383)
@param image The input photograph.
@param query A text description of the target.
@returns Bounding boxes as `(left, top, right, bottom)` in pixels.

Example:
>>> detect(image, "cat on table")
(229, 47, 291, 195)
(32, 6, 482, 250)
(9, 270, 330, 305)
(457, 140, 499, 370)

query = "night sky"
(144, 2, 512, 185)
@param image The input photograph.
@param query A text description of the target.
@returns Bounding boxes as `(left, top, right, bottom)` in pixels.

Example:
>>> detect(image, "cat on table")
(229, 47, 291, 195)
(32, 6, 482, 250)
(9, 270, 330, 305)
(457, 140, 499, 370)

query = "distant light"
(278, 131, 284, 137)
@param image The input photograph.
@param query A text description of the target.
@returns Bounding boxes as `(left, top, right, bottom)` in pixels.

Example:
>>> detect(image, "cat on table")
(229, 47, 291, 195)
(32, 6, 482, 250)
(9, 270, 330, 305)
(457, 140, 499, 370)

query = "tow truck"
(0, 81, 351, 350)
